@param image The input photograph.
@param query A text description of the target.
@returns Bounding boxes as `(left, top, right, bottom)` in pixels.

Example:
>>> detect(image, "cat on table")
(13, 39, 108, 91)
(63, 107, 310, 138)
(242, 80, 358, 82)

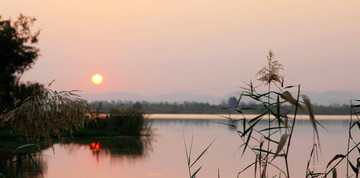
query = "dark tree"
(227, 96, 238, 107)
(0, 14, 42, 113)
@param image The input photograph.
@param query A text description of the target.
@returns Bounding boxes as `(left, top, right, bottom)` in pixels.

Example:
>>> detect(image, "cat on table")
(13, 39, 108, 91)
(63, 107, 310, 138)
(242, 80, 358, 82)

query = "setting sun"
(92, 74, 103, 85)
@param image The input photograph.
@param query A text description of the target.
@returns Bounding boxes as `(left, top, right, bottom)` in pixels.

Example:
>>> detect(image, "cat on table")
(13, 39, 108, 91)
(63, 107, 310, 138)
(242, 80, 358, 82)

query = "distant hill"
(79, 91, 360, 106)
(224, 90, 360, 106)
(301, 91, 360, 105)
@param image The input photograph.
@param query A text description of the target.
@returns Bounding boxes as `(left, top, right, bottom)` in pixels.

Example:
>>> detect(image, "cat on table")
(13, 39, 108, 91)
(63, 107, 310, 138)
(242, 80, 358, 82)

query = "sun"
(92, 74, 103, 85)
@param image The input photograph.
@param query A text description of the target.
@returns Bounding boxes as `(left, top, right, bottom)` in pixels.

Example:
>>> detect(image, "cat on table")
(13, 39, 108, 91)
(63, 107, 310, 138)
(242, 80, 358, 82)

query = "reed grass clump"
(0, 82, 95, 143)
(86, 106, 152, 136)
(197, 51, 324, 178)
(226, 51, 325, 178)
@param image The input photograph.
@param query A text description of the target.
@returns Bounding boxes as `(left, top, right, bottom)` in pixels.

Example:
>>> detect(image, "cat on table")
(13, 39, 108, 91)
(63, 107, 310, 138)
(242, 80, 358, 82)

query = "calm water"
(1, 115, 356, 178)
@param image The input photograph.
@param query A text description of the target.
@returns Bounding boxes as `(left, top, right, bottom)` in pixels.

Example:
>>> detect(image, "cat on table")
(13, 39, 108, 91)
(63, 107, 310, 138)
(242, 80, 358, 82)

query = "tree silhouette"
(0, 14, 42, 113)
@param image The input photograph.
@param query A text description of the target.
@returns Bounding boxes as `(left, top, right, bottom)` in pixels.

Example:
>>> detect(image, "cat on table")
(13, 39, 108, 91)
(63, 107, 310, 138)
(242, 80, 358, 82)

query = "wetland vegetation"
(1, 14, 359, 178)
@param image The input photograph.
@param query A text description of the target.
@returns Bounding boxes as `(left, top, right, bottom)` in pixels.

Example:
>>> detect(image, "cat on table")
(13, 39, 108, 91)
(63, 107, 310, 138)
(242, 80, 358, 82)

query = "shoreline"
(147, 114, 352, 120)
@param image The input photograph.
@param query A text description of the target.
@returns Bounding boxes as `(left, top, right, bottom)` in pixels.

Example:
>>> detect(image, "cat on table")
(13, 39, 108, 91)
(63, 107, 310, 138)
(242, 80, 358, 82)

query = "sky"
(1, 0, 360, 97)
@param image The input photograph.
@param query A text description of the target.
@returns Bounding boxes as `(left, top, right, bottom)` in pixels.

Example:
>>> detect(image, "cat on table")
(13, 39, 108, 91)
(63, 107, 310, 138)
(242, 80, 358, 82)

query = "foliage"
(0, 14, 41, 114)
(321, 100, 360, 178)
(0, 84, 95, 143)
(86, 105, 151, 136)
(183, 133, 216, 178)
(220, 51, 323, 177)
(181, 51, 360, 178)
(90, 101, 223, 114)
(0, 14, 40, 74)
(89, 100, 352, 115)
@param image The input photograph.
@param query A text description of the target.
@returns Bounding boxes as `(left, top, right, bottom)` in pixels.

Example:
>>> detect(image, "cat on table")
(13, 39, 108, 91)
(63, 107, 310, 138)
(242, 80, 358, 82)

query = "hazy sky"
(1, 0, 359, 96)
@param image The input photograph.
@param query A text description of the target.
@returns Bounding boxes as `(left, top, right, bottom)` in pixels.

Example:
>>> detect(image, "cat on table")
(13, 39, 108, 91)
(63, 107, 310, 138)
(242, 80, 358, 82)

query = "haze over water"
(1, 0, 359, 97)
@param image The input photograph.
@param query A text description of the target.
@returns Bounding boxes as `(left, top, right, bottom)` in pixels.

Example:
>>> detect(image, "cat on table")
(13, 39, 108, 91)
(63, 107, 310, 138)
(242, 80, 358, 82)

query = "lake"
(1, 114, 357, 178)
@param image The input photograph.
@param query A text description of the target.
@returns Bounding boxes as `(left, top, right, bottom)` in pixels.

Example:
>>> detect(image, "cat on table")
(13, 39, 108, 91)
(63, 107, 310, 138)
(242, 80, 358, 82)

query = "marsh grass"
(0, 83, 95, 143)
(0, 82, 95, 177)
(183, 132, 216, 178)
(184, 51, 333, 178)
(85, 106, 152, 136)
(183, 51, 360, 178)
(321, 100, 360, 178)
(225, 51, 323, 178)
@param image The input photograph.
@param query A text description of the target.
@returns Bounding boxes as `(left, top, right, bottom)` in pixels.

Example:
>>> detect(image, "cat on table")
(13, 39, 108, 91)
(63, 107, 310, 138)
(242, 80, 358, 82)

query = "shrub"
(86, 105, 151, 136)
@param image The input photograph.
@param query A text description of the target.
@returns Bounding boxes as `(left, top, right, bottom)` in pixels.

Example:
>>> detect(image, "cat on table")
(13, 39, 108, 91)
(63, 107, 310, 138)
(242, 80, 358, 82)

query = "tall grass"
(224, 51, 323, 178)
(183, 132, 216, 178)
(184, 51, 329, 178)
(183, 51, 360, 178)
(0, 82, 95, 177)
(86, 106, 152, 136)
(322, 100, 360, 178)
(0, 82, 95, 143)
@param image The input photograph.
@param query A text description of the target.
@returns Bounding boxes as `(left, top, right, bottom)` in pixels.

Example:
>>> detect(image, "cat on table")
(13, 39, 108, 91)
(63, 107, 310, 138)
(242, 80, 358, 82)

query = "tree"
(227, 96, 238, 107)
(0, 14, 41, 113)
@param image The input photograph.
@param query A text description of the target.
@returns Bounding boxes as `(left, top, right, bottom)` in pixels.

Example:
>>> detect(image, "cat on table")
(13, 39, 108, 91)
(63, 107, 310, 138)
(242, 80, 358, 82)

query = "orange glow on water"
(90, 142, 101, 152)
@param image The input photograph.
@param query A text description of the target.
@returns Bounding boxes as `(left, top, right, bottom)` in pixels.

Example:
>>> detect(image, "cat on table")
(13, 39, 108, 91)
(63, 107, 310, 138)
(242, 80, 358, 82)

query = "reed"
(321, 100, 360, 178)
(0, 81, 95, 143)
(225, 51, 323, 178)
(0, 82, 95, 177)
(184, 51, 330, 178)
(183, 131, 216, 178)
(86, 106, 152, 136)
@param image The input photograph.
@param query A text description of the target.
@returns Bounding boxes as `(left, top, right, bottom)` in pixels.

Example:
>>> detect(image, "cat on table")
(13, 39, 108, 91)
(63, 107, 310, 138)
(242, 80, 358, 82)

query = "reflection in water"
(62, 136, 154, 159)
(0, 135, 153, 178)
(90, 142, 101, 152)
(0, 117, 353, 178)
(0, 149, 46, 178)
(153, 118, 220, 127)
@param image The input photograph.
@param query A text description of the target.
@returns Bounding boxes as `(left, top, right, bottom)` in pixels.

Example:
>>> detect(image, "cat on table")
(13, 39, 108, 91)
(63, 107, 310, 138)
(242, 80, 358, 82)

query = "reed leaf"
(190, 138, 216, 168)
(263, 135, 279, 144)
(16, 143, 37, 150)
(326, 154, 345, 168)
(237, 162, 256, 176)
(249, 112, 268, 124)
(272, 134, 288, 161)
(191, 166, 202, 178)
(281, 91, 304, 111)
(284, 85, 296, 89)
(302, 95, 320, 146)
(182, 131, 190, 167)
(242, 118, 260, 137)
(348, 160, 358, 175)
(237, 91, 244, 104)
(242, 129, 253, 156)
(332, 168, 337, 178)
(189, 134, 194, 167)
(276, 95, 281, 132)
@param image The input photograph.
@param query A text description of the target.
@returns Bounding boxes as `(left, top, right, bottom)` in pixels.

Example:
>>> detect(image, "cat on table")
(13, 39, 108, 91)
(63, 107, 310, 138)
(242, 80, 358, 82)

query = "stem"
(265, 84, 271, 175)
(284, 84, 301, 178)
(346, 100, 354, 177)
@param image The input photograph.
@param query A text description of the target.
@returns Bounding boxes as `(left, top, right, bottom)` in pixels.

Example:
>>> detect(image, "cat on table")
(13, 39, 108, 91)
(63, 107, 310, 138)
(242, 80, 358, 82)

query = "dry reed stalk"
(1, 86, 95, 143)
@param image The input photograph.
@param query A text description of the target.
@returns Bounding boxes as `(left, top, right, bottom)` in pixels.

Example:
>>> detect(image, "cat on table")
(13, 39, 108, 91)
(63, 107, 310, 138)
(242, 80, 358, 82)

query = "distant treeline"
(89, 97, 352, 115)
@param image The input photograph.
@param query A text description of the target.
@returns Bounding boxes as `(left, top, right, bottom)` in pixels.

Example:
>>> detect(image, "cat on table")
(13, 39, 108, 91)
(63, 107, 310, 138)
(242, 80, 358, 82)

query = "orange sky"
(1, 0, 359, 96)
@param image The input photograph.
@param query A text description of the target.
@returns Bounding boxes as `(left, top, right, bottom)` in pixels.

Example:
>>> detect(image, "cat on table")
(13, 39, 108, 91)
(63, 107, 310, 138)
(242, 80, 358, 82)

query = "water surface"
(1, 115, 356, 178)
